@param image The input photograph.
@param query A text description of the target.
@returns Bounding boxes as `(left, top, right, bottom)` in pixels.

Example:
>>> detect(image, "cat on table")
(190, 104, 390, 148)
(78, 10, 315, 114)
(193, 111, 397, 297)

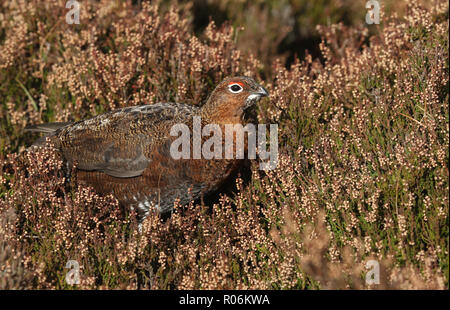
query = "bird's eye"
(228, 83, 243, 93)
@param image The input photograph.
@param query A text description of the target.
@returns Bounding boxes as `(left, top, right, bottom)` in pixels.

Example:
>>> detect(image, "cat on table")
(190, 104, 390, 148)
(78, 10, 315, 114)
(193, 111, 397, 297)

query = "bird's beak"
(244, 85, 269, 109)
(255, 85, 269, 97)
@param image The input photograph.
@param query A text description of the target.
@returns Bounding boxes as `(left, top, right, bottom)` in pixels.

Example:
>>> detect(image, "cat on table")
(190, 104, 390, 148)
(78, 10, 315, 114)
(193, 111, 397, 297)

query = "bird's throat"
(202, 103, 245, 125)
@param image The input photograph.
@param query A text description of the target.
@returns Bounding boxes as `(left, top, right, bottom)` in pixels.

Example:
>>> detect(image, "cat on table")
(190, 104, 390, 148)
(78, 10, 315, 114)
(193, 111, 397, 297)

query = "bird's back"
(55, 103, 198, 178)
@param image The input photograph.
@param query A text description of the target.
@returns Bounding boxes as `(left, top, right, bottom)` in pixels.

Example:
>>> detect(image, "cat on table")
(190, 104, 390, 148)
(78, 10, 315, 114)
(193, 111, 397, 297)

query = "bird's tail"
(24, 122, 72, 147)
(24, 122, 72, 134)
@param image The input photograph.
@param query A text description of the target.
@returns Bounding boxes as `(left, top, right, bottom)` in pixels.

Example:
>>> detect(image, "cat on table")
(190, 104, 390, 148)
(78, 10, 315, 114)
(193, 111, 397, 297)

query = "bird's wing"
(52, 103, 197, 178)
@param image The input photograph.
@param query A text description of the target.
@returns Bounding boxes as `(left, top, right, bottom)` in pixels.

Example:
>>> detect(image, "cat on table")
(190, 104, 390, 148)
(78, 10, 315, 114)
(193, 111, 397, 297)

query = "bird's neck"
(200, 97, 245, 125)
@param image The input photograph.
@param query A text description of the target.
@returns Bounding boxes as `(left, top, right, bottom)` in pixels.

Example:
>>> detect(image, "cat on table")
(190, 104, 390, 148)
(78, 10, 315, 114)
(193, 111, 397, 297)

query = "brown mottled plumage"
(25, 76, 268, 223)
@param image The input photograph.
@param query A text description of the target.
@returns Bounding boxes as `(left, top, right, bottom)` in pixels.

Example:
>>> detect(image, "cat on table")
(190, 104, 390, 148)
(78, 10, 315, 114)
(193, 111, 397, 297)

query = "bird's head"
(201, 76, 269, 124)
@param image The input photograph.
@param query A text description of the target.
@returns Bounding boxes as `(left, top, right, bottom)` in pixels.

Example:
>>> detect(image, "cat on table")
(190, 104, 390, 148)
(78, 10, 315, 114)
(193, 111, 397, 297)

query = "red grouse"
(25, 76, 268, 223)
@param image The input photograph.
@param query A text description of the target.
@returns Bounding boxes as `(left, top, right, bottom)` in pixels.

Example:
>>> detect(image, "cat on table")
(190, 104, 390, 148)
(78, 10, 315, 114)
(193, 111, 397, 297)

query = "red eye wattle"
(228, 81, 244, 87)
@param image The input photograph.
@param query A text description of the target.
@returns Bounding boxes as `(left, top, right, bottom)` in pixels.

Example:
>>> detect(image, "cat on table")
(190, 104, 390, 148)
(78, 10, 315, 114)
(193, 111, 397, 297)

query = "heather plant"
(189, 0, 409, 69)
(0, 0, 448, 289)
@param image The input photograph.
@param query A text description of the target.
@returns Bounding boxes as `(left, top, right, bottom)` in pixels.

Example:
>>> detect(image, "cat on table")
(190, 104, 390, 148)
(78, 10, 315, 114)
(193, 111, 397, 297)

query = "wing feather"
(51, 103, 197, 178)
